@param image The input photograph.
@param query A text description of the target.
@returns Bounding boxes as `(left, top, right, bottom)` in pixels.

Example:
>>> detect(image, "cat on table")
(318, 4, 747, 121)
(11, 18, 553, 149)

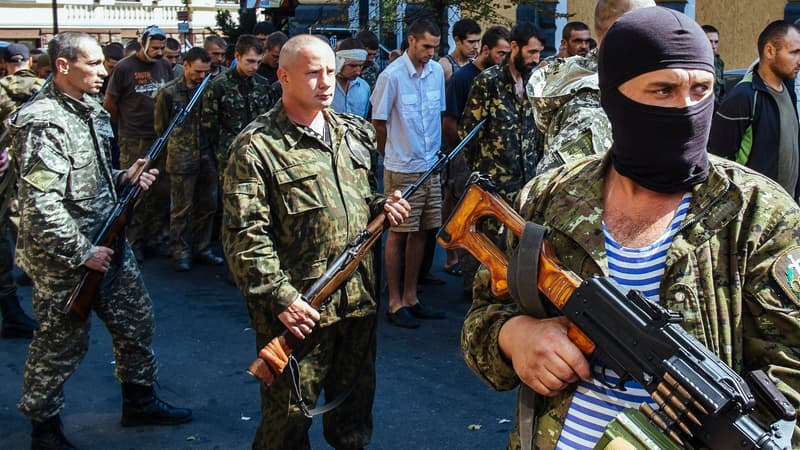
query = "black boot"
(121, 383, 192, 427)
(1, 294, 38, 338)
(31, 415, 77, 450)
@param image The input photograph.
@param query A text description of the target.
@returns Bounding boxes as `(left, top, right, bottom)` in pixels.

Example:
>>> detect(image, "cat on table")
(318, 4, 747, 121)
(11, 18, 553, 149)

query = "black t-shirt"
(257, 64, 278, 84)
(106, 55, 173, 139)
(444, 62, 482, 121)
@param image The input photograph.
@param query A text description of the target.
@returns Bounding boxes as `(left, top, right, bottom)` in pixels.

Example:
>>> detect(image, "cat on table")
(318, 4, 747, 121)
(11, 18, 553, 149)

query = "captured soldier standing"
(202, 34, 277, 180)
(222, 35, 410, 450)
(154, 47, 223, 272)
(9, 32, 191, 449)
(104, 26, 174, 261)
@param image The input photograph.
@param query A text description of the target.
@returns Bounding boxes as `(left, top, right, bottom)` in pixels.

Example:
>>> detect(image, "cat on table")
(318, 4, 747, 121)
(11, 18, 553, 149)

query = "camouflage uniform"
(360, 61, 379, 91)
(201, 69, 276, 178)
(0, 68, 45, 125)
(0, 69, 46, 307)
(222, 102, 382, 450)
(461, 154, 800, 449)
(8, 83, 156, 421)
(154, 78, 217, 261)
(713, 53, 726, 107)
(459, 61, 540, 206)
(527, 51, 612, 176)
(459, 60, 540, 255)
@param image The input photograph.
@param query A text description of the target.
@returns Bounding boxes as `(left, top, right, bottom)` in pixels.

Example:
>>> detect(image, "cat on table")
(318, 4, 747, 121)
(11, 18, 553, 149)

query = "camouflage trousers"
(169, 154, 218, 260)
(0, 207, 17, 299)
(119, 136, 170, 253)
(17, 242, 157, 421)
(254, 315, 376, 450)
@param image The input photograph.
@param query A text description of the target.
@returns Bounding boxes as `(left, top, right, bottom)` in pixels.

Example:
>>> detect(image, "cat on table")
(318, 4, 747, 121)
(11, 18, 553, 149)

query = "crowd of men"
(1, 0, 800, 448)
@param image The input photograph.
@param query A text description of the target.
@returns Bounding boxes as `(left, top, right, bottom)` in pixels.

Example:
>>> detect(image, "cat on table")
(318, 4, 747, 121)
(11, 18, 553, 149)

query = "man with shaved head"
(528, 0, 655, 175)
(222, 34, 410, 450)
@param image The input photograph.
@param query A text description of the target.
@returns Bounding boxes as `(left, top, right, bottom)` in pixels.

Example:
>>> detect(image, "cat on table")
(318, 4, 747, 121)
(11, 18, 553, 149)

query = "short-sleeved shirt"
(332, 76, 370, 118)
(444, 62, 482, 121)
(106, 54, 173, 139)
(370, 52, 445, 173)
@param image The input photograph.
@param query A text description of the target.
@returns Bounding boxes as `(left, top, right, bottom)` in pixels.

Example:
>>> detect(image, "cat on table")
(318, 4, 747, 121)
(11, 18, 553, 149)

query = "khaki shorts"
(383, 169, 441, 232)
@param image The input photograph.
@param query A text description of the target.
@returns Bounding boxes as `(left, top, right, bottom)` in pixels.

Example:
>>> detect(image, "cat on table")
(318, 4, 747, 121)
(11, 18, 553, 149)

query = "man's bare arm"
(103, 93, 119, 126)
(372, 119, 387, 157)
(442, 116, 459, 149)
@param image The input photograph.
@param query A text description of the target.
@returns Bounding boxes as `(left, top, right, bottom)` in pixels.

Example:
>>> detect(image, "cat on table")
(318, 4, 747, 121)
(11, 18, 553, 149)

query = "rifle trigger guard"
(508, 222, 547, 318)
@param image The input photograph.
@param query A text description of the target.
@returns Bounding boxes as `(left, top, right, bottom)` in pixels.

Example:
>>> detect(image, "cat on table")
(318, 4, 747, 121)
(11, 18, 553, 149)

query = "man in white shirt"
(371, 18, 447, 329)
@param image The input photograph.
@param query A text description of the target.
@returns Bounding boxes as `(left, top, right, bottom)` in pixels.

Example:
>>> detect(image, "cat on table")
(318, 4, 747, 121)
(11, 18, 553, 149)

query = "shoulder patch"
(22, 159, 63, 192)
(771, 246, 800, 307)
(556, 130, 594, 165)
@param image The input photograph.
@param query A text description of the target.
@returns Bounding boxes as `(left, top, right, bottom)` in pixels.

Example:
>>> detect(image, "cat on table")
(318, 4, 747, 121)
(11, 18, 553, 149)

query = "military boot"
(31, 415, 77, 450)
(1, 294, 38, 338)
(120, 383, 192, 427)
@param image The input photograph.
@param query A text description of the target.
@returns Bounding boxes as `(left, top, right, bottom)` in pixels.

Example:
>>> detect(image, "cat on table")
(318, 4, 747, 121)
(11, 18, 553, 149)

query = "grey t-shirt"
(766, 84, 799, 196)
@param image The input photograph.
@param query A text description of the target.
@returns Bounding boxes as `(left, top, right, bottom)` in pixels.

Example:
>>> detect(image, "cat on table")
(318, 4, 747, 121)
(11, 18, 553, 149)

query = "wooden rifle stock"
(63, 74, 212, 321)
(247, 119, 487, 386)
(436, 175, 594, 354)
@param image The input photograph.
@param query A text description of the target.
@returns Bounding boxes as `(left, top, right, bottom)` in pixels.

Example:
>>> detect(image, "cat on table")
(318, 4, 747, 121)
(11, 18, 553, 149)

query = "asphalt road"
(0, 247, 517, 449)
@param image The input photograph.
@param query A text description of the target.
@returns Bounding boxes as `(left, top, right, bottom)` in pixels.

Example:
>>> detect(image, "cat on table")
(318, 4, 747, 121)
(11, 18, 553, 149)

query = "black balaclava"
(598, 7, 715, 193)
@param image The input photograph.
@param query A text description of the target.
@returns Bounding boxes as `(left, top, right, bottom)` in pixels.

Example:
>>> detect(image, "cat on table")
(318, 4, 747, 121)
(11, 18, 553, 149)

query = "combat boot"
(121, 383, 192, 427)
(31, 415, 77, 450)
(1, 294, 38, 338)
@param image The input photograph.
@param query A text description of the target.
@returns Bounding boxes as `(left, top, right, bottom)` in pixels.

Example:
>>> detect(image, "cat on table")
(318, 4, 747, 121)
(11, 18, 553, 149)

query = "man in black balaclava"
(461, 6, 800, 449)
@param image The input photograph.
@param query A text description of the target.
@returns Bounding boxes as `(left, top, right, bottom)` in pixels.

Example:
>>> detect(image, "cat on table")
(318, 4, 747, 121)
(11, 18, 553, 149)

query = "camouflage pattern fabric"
(461, 154, 800, 449)
(254, 316, 375, 450)
(169, 158, 217, 260)
(0, 208, 16, 299)
(201, 69, 276, 177)
(222, 102, 383, 449)
(0, 68, 45, 125)
(527, 51, 612, 176)
(360, 61, 379, 91)
(154, 78, 217, 259)
(459, 61, 540, 206)
(118, 136, 170, 253)
(8, 83, 157, 421)
(714, 53, 726, 106)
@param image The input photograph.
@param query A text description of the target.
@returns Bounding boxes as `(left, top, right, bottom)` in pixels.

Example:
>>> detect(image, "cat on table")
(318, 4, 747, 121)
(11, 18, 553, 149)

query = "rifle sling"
(507, 222, 547, 318)
(507, 222, 547, 450)
(286, 290, 378, 419)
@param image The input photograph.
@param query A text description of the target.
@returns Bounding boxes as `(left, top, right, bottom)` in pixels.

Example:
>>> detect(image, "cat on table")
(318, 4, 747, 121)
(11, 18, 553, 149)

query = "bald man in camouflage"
(222, 35, 409, 450)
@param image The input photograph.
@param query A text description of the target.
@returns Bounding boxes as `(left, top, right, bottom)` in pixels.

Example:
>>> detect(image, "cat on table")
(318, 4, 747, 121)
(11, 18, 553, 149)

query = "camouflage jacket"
(714, 53, 726, 105)
(462, 154, 800, 449)
(527, 51, 612, 176)
(8, 83, 124, 283)
(221, 101, 383, 336)
(0, 68, 46, 125)
(201, 68, 276, 170)
(154, 77, 207, 174)
(459, 61, 539, 204)
(360, 61, 379, 91)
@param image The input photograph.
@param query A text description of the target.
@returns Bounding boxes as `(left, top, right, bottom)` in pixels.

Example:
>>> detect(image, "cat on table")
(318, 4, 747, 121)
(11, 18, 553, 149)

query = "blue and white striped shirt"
(555, 193, 692, 449)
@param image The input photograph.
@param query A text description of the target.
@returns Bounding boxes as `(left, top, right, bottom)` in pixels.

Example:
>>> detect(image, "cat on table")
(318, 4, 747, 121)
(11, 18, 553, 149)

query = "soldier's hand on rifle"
(278, 296, 321, 339)
(498, 315, 590, 396)
(0, 149, 9, 176)
(384, 190, 411, 226)
(84, 246, 114, 273)
(123, 158, 159, 191)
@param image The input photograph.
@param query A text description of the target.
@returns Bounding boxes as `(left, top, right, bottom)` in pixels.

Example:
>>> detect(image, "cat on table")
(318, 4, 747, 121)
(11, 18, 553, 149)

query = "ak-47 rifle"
(247, 119, 487, 385)
(437, 174, 797, 450)
(64, 74, 212, 321)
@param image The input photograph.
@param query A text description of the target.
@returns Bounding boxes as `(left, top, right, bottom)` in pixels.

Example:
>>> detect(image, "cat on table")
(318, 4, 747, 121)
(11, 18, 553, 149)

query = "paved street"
(0, 247, 516, 449)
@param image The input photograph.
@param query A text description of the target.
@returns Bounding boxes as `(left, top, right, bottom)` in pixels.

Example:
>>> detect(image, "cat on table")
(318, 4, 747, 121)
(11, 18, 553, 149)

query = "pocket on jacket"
(274, 163, 325, 215)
